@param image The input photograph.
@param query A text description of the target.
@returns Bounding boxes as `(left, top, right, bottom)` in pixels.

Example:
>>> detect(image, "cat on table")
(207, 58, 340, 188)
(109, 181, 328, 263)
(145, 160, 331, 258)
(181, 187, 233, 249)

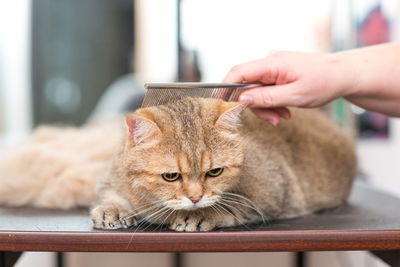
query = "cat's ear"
(215, 101, 247, 130)
(125, 112, 161, 145)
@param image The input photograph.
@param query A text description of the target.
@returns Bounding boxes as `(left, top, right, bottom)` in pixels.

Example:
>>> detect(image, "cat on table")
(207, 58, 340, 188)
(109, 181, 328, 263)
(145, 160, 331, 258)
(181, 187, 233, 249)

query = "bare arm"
(223, 43, 400, 124)
(339, 43, 400, 116)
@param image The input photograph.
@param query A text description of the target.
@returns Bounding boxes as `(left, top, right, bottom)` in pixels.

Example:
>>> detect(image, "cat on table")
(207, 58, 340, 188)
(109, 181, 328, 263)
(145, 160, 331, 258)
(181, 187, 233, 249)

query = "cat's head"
(121, 97, 247, 211)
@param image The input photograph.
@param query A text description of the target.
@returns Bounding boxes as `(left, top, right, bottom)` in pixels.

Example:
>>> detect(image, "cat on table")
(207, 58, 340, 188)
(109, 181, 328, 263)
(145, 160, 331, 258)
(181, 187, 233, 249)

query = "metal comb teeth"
(141, 82, 248, 107)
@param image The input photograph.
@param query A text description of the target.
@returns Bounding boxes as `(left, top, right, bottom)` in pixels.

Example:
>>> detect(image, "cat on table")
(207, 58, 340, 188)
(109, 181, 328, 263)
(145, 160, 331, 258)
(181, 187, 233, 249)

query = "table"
(1, 181, 400, 267)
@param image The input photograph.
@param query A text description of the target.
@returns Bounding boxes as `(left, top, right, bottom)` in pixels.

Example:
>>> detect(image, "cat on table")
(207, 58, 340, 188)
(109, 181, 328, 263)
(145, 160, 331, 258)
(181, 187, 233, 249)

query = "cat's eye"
(161, 172, 181, 182)
(206, 168, 224, 177)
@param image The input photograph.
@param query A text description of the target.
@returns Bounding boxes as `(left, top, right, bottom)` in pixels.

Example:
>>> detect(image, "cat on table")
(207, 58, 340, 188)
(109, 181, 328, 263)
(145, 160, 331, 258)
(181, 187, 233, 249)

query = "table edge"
(1, 229, 400, 252)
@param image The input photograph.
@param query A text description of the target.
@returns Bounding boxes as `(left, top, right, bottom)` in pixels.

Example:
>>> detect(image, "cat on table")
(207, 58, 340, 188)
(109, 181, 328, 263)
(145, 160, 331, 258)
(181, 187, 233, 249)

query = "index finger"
(223, 58, 279, 84)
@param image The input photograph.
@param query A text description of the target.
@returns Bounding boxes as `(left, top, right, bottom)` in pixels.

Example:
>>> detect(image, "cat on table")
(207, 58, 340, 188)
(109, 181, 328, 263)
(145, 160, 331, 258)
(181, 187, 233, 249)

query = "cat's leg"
(169, 212, 219, 232)
(90, 189, 137, 230)
(168, 206, 260, 232)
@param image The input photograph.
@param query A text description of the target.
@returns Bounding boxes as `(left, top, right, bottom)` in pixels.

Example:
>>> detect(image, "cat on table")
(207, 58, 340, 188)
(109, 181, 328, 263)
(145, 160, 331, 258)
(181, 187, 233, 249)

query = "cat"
(0, 97, 356, 231)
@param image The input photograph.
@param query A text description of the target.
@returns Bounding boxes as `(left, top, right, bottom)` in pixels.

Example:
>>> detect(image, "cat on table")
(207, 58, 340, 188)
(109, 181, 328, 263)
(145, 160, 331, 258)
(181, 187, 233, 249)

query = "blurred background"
(0, 0, 399, 266)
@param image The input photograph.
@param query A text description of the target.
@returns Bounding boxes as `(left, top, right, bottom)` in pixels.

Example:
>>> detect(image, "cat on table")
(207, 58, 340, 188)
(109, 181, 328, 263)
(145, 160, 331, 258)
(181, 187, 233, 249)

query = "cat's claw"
(91, 204, 136, 230)
(169, 215, 215, 232)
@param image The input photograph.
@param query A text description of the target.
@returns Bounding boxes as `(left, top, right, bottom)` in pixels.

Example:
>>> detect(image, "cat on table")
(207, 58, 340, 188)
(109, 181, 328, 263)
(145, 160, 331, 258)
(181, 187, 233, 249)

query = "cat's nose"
(189, 196, 202, 203)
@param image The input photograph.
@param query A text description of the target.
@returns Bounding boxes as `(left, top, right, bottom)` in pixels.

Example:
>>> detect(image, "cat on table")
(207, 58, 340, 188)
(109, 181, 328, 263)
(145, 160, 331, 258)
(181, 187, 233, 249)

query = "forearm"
(223, 44, 400, 123)
(333, 43, 400, 116)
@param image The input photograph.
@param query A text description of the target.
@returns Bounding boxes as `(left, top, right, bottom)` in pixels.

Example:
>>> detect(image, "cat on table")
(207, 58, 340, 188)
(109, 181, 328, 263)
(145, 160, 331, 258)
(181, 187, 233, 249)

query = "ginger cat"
(0, 97, 356, 231)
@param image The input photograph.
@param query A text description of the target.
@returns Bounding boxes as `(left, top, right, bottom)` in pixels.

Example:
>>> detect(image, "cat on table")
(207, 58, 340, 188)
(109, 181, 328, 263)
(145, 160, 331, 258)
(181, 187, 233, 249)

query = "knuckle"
(229, 64, 241, 73)
(90, 206, 102, 218)
(291, 95, 306, 106)
(267, 50, 286, 58)
(261, 90, 274, 106)
(227, 64, 247, 83)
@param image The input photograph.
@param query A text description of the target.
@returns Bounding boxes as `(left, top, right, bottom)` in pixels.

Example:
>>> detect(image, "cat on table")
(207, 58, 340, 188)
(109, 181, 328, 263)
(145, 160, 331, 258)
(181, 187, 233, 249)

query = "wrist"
(325, 51, 360, 98)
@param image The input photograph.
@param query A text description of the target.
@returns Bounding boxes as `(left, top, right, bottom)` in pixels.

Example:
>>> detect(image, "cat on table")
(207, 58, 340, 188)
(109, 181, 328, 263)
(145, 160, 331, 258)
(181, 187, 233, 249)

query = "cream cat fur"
(0, 98, 356, 231)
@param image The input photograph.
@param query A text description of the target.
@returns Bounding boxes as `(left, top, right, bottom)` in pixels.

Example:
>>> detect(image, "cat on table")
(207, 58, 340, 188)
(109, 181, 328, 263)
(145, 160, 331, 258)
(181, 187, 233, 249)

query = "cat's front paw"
(169, 214, 216, 232)
(91, 204, 136, 230)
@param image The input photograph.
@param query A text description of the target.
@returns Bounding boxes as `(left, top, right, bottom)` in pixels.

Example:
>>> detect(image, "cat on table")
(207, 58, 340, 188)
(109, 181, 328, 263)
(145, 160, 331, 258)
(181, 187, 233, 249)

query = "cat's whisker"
(220, 196, 268, 224)
(214, 202, 247, 227)
(209, 205, 224, 217)
(212, 185, 268, 223)
(221, 192, 257, 206)
(213, 204, 230, 220)
(217, 201, 251, 230)
(132, 193, 158, 210)
(133, 217, 152, 233)
(212, 204, 229, 224)
(150, 209, 172, 232)
(156, 208, 176, 232)
(131, 207, 163, 232)
(220, 197, 258, 215)
(140, 208, 171, 232)
(132, 206, 170, 233)
(221, 192, 268, 223)
(123, 200, 164, 220)
(132, 191, 148, 205)
(132, 200, 164, 215)
(131, 198, 164, 212)
(134, 214, 161, 233)
(122, 201, 162, 221)
(208, 187, 247, 227)
(136, 206, 169, 225)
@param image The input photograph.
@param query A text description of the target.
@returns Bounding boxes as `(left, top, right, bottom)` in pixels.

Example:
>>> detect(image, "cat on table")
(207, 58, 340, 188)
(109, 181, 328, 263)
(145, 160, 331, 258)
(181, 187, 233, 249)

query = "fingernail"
(239, 95, 253, 106)
(282, 112, 291, 120)
(268, 119, 279, 127)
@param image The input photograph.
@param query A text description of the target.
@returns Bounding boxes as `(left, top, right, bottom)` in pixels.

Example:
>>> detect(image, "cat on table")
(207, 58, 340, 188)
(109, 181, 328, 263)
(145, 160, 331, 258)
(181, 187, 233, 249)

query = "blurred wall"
(0, 1, 33, 144)
(31, 0, 133, 126)
(181, 0, 331, 81)
(134, 0, 177, 82)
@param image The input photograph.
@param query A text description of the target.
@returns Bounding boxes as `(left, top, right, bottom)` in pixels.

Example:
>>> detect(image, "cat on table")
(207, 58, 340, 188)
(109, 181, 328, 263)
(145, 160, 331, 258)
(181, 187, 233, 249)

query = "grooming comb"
(141, 82, 253, 107)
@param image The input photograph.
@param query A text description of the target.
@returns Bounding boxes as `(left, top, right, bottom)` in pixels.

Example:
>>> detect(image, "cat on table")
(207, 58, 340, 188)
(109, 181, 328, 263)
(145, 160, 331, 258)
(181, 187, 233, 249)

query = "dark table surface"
(0, 181, 399, 252)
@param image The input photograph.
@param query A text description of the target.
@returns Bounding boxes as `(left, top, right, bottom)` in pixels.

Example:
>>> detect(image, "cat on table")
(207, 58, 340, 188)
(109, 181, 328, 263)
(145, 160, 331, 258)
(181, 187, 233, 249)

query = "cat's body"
(0, 98, 356, 231)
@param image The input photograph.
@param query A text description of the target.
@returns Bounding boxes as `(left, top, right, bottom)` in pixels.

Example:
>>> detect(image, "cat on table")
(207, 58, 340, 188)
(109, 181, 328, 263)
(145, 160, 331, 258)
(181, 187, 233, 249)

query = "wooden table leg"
(173, 253, 183, 267)
(371, 250, 400, 267)
(56, 252, 64, 267)
(0, 252, 23, 267)
(296, 252, 306, 267)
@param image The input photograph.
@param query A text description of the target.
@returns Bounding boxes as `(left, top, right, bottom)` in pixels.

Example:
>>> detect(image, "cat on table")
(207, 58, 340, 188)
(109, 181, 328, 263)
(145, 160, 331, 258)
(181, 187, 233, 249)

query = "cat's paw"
(169, 214, 216, 232)
(91, 204, 136, 230)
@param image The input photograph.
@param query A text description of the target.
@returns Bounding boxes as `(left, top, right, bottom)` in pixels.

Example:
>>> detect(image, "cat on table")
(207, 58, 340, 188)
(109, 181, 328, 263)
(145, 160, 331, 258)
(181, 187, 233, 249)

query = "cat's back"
(0, 118, 124, 209)
(241, 107, 355, 170)
(240, 108, 356, 216)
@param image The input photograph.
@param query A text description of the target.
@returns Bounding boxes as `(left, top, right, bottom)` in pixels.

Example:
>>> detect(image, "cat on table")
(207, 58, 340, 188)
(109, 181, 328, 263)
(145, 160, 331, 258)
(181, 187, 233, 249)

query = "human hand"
(224, 51, 355, 125)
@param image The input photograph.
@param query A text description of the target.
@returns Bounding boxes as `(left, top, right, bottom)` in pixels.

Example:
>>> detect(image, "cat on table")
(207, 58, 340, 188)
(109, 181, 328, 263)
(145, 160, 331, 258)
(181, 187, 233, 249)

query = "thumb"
(239, 83, 299, 108)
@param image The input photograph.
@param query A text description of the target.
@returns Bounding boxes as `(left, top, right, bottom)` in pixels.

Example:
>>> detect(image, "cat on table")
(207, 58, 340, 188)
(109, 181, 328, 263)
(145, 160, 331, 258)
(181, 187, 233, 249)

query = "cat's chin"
(175, 204, 211, 211)
(181, 205, 200, 211)
(164, 195, 218, 211)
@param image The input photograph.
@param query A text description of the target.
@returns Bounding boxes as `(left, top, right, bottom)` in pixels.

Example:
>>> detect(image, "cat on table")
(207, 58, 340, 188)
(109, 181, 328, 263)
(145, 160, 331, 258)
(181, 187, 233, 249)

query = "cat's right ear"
(215, 101, 247, 129)
(125, 113, 161, 145)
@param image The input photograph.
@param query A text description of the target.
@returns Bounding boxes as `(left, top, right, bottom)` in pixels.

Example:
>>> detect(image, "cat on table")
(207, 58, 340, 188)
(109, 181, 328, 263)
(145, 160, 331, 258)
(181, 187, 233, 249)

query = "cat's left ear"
(215, 101, 247, 130)
(125, 112, 161, 145)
